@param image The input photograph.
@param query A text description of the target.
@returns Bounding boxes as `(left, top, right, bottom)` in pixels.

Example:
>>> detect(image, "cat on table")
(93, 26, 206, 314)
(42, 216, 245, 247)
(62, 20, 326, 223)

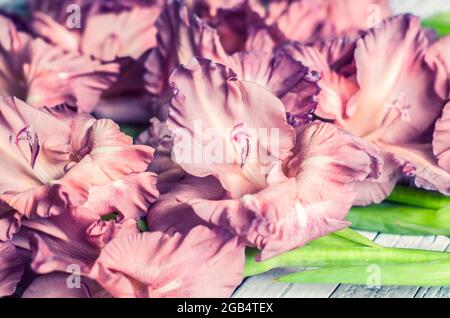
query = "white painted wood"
(391, 0, 450, 17)
(233, 268, 296, 298)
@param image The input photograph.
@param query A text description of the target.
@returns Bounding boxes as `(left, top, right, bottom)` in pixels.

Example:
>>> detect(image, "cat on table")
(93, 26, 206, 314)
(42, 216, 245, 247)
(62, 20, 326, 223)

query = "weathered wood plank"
(391, 0, 450, 17)
(233, 268, 296, 298)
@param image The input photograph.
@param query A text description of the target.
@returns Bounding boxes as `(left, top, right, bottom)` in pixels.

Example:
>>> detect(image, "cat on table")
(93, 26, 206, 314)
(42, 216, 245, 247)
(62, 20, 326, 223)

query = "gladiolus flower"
(0, 15, 119, 112)
(284, 15, 450, 204)
(0, 97, 156, 230)
(166, 57, 380, 260)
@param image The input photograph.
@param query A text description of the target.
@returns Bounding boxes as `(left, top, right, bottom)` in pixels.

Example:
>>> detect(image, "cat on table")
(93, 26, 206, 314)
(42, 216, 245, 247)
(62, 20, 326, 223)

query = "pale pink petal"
(0, 209, 21, 242)
(168, 58, 295, 197)
(354, 152, 402, 206)
(0, 241, 24, 297)
(89, 226, 245, 298)
(265, 0, 328, 43)
(229, 50, 321, 123)
(25, 39, 120, 112)
(30, 12, 80, 52)
(148, 175, 224, 235)
(0, 17, 120, 112)
(381, 142, 450, 195)
(23, 273, 95, 298)
(214, 1, 268, 54)
(144, 0, 229, 96)
(433, 101, 450, 172)
(81, 7, 161, 61)
(282, 42, 359, 122)
(344, 15, 443, 144)
(81, 173, 159, 220)
(137, 118, 185, 183)
(0, 97, 73, 218)
(425, 35, 450, 100)
(261, 0, 390, 42)
(188, 123, 381, 260)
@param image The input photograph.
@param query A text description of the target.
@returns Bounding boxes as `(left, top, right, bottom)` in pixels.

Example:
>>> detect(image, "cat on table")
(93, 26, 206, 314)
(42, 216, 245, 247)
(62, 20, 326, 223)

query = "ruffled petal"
(344, 15, 443, 143)
(0, 16, 120, 112)
(188, 123, 381, 260)
(63, 118, 155, 193)
(81, 7, 161, 61)
(0, 97, 73, 217)
(282, 42, 359, 123)
(22, 273, 96, 298)
(148, 175, 224, 235)
(260, 0, 390, 42)
(354, 152, 401, 206)
(0, 209, 21, 242)
(425, 35, 450, 100)
(30, 12, 80, 52)
(0, 241, 24, 297)
(381, 142, 450, 195)
(144, 0, 229, 96)
(433, 101, 450, 172)
(81, 172, 159, 220)
(89, 226, 245, 298)
(229, 50, 321, 122)
(168, 58, 295, 197)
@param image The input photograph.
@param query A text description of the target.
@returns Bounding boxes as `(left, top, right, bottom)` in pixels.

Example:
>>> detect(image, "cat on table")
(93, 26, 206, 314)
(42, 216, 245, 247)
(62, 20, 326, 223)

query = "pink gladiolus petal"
(282, 42, 359, 123)
(22, 273, 108, 298)
(381, 142, 450, 195)
(434, 101, 450, 172)
(187, 123, 381, 260)
(344, 15, 443, 144)
(0, 98, 155, 219)
(89, 226, 245, 298)
(228, 50, 321, 123)
(0, 97, 72, 218)
(354, 152, 402, 205)
(258, 0, 390, 42)
(0, 241, 24, 297)
(0, 16, 119, 111)
(0, 208, 21, 242)
(81, 7, 160, 61)
(168, 58, 295, 198)
(148, 175, 224, 235)
(425, 35, 450, 100)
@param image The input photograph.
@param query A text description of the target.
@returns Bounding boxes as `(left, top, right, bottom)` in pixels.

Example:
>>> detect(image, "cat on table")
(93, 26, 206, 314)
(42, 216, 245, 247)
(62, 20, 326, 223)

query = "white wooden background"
(234, 0, 450, 298)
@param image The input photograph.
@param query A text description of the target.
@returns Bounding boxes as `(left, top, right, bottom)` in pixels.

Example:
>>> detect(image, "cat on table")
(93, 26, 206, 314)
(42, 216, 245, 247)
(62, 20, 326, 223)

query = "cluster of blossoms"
(0, 0, 449, 298)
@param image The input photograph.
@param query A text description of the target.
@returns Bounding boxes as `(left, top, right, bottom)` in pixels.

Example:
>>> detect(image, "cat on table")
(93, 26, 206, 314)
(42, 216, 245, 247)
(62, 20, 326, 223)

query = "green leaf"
(348, 203, 450, 236)
(137, 218, 149, 232)
(387, 185, 450, 209)
(331, 228, 380, 248)
(120, 125, 146, 140)
(278, 259, 450, 286)
(423, 12, 450, 37)
(101, 212, 119, 222)
(244, 244, 450, 277)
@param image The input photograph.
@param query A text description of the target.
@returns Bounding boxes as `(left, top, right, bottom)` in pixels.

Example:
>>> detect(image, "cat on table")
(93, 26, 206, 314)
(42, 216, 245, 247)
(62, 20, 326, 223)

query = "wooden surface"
(234, 0, 450, 298)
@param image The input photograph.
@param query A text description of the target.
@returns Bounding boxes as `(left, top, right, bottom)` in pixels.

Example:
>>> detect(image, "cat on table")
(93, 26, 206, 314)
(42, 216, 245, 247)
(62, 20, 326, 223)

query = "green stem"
(278, 260, 450, 286)
(245, 245, 450, 277)
(347, 203, 450, 236)
(387, 185, 450, 209)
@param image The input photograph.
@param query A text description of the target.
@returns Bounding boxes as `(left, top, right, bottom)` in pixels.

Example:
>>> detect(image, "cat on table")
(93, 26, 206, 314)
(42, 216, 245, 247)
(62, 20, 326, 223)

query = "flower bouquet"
(0, 0, 450, 298)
